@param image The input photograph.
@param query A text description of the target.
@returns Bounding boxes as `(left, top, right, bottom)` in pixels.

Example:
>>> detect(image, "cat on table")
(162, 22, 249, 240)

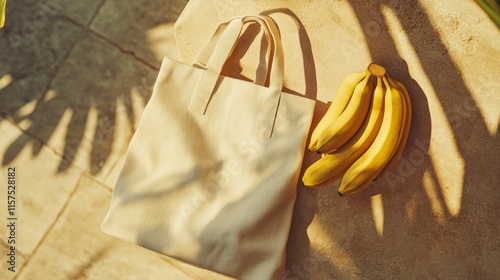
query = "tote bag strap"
(193, 18, 273, 86)
(190, 15, 284, 138)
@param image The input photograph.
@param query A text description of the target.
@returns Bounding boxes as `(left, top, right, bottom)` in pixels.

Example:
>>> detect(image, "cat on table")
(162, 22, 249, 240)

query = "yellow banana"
(315, 73, 374, 154)
(338, 76, 404, 196)
(308, 70, 369, 152)
(375, 74, 412, 180)
(302, 76, 385, 187)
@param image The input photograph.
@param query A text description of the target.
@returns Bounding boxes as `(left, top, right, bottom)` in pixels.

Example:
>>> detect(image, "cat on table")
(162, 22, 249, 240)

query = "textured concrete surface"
(175, 1, 500, 279)
(15, 174, 204, 280)
(0, 0, 499, 279)
(0, 0, 215, 279)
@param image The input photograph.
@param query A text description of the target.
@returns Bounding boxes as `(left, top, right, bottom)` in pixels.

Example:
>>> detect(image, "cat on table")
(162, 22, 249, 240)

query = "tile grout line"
(1, 116, 99, 180)
(2, 116, 115, 191)
(1, 117, 73, 166)
(83, 173, 113, 193)
(1, 0, 144, 187)
(59, 16, 159, 71)
(13, 173, 85, 280)
(32, 0, 108, 114)
(32, 23, 87, 116)
(0, 239, 29, 259)
(88, 0, 109, 26)
(2, 119, 112, 192)
(89, 28, 159, 70)
(86, 0, 159, 71)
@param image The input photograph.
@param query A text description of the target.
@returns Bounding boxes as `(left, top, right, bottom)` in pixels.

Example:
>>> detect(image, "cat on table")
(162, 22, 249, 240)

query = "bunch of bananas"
(303, 63, 412, 196)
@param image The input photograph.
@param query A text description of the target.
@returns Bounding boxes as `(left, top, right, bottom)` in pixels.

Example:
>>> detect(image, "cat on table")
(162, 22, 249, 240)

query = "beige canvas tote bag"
(101, 15, 315, 280)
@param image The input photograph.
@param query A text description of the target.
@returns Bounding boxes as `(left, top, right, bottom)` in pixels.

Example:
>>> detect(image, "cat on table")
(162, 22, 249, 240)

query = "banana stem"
(368, 63, 386, 77)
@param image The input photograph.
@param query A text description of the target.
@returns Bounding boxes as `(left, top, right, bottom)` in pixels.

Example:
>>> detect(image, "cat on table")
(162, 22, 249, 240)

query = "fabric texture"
(101, 15, 315, 280)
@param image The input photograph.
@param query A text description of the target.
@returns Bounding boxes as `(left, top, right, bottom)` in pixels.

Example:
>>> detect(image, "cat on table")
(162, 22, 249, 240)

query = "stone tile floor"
(0, 0, 234, 279)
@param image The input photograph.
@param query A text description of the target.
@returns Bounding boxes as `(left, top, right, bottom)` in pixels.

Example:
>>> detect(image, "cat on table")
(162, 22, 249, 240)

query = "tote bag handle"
(193, 17, 274, 86)
(190, 15, 284, 138)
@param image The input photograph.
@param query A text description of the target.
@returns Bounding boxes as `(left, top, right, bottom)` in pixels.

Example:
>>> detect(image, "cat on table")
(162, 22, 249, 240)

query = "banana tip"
(338, 190, 344, 197)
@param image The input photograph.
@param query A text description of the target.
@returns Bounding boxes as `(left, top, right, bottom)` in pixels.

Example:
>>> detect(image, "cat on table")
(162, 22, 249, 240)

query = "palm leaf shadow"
(312, 0, 500, 277)
(0, 0, 190, 177)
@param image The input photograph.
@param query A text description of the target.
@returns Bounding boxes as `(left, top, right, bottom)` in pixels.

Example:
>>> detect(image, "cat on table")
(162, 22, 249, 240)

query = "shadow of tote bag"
(101, 15, 316, 280)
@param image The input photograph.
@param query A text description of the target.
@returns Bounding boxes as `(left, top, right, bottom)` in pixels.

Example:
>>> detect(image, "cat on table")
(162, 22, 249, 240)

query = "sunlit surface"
(307, 219, 359, 277)
(418, 0, 500, 136)
(426, 93, 465, 217)
(0, 74, 12, 90)
(44, 89, 57, 102)
(381, 5, 434, 92)
(370, 194, 384, 236)
(340, 2, 373, 61)
(430, 146, 464, 217)
(383, 4, 465, 217)
(146, 22, 178, 61)
(48, 106, 74, 156)
(422, 169, 446, 224)
(427, 90, 465, 217)
(15, 99, 37, 118)
(80, 105, 98, 161)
